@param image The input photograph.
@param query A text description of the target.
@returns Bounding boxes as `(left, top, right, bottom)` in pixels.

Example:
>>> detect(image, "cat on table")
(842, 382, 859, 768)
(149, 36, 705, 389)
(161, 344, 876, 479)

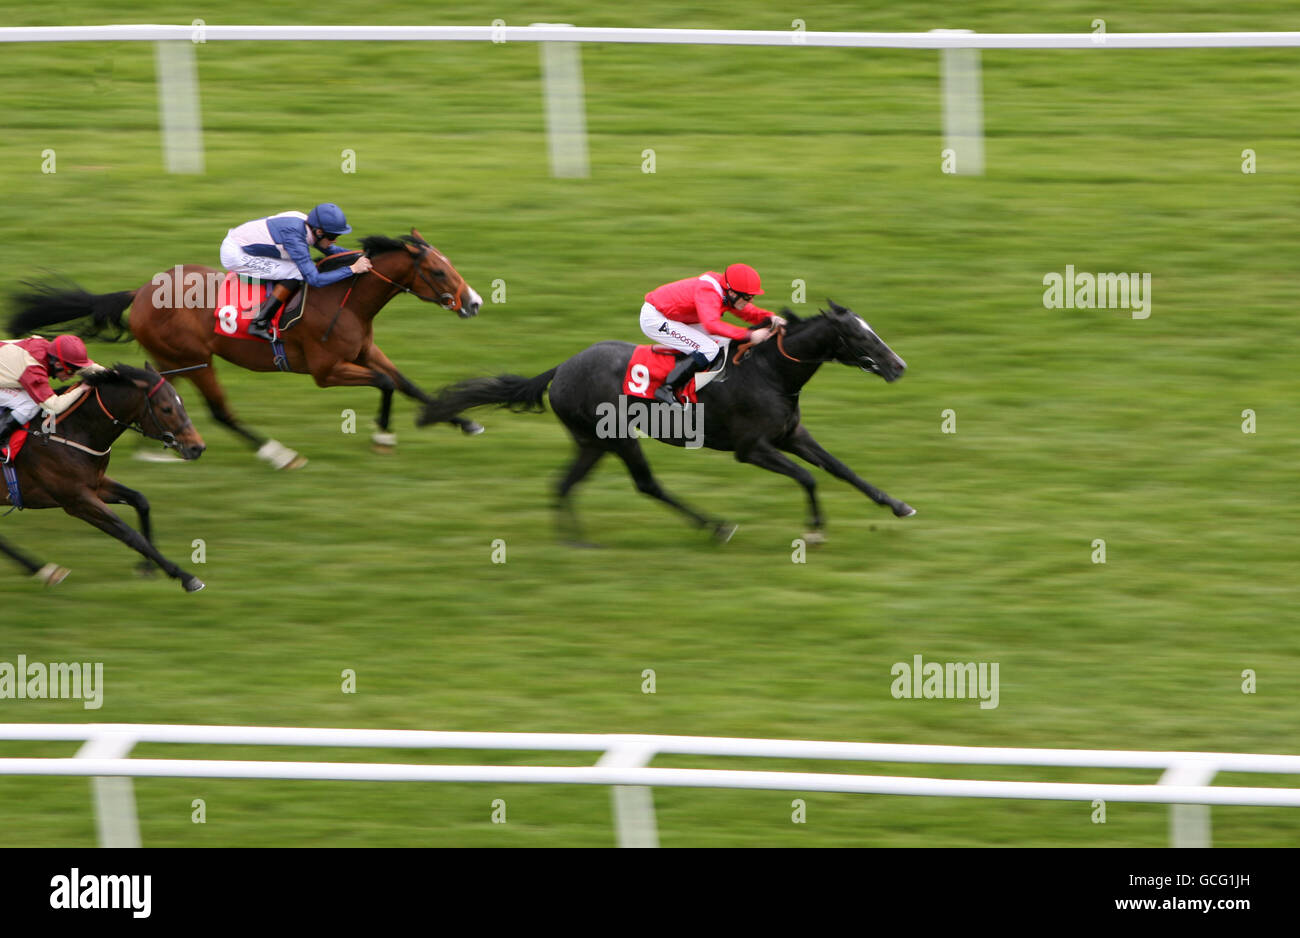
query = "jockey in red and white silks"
(639, 264, 785, 404)
(0, 335, 105, 446)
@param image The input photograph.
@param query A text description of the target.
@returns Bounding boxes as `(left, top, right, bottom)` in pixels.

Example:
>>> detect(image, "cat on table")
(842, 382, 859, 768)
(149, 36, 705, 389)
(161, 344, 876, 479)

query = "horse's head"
(370, 229, 482, 318)
(820, 299, 907, 382)
(88, 364, 206, 459)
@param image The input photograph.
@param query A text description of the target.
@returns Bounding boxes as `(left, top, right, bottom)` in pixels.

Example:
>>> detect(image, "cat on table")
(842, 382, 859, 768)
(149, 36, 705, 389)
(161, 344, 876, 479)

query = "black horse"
(0, 534, 69, 586)
(419, 300, 915, 541)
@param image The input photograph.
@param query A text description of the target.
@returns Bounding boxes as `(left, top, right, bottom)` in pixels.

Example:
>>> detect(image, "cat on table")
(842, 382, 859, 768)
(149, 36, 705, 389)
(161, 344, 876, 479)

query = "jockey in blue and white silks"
(219, 203, 373, 340)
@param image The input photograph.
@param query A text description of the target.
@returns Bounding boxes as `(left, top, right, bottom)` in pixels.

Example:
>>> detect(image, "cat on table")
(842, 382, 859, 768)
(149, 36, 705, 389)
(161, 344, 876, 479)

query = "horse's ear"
(826, 298, 849, 315)
(410, 227, 427, 245)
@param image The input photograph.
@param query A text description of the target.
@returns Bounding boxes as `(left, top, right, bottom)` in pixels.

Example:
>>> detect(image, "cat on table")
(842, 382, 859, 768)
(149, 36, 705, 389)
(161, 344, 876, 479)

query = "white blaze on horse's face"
(852, 313, 907, 378)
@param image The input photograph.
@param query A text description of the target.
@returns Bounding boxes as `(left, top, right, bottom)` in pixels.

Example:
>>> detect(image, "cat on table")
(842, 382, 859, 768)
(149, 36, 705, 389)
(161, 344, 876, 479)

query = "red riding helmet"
(49, 335, 93, 372)
(724, 263, 764, 296)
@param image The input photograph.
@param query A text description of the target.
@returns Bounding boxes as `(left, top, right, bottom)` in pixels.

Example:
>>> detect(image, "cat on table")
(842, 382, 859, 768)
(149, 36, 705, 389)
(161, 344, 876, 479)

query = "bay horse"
(1, 363, 207, 590)
(9, 230, 483, 469)
(418, 300, 916, 543)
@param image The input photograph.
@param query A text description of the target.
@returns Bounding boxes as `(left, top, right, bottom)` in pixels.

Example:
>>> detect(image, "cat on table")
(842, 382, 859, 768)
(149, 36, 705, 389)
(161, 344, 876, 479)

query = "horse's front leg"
(310, 359, 404, 451)
(780, 424, 916, 518)
(735, 438, 826, 538)
(99, 477, 160, 577)
(63, 490, 204, 592)
(361, 343, 484, 440)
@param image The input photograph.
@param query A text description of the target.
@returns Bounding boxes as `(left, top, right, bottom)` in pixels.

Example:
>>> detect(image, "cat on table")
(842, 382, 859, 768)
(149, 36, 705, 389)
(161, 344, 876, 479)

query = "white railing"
(4, 26, 1298, 177)
(4, 25, 1300, 46)
(2, 724, 1299, 847)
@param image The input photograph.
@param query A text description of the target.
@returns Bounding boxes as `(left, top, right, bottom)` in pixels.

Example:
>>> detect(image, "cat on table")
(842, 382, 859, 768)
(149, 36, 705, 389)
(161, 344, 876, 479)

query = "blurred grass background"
(0, 1, 1297, 846)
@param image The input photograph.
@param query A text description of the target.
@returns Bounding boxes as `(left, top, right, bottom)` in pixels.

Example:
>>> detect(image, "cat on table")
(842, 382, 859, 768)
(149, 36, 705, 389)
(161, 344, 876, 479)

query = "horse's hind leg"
(613, 439, 736, 542)
(0, 535, 68, 585)
(184, 359, 305, 470)
(64, 490, 204, 592)
(780, 424, 915, 518)
(98, 478, 160, 576)
(554, 443, 607, 546)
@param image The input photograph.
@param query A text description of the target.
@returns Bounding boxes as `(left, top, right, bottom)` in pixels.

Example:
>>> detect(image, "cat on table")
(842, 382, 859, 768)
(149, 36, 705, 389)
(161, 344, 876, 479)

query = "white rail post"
(597, 740, 660, 847)
(1159, 760, 1216, 848)
(533, 23, 590, 178)
(154, 39, 205, 174)
(933, 29, 984, 176)
(75, 728, 142, 848)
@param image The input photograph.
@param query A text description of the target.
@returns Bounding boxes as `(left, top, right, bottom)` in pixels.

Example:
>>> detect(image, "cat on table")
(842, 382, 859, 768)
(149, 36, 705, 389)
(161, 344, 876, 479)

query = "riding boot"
(0, 411, 20, 457)
(654, 351, 708, 405)
(247, 282, 296, 341)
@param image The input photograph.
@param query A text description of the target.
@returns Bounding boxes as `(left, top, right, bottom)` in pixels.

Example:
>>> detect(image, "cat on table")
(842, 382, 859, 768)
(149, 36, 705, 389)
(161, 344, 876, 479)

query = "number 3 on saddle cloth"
(211, 274, 308, 341)
(621, 339, 732, 403)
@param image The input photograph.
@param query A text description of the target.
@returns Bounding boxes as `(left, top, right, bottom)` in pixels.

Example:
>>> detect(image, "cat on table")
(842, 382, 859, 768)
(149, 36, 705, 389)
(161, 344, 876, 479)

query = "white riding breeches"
(220, 237, 304, 282)
(639, 302, 720, 361)
(0, 386, 41, 424)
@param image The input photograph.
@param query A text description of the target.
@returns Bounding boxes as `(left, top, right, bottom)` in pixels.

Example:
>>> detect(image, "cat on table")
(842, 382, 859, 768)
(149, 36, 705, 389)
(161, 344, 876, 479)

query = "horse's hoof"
(371, 431, 397, 453)
(803, 531, 826, 546)
(713, 522, 738, 544)
(137, 562, 158, 578)
(258, 440, 307, 470)
(460, 420, 485, 436)
(183, 576, 205, 592)
(895, 503, 917, 517)
(34, 563, 70, 587)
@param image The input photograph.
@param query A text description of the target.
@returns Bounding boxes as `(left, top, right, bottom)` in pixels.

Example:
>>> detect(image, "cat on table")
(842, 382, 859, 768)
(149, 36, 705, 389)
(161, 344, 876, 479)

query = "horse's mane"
(317, 234, 428, 272)
(82, 363, 153, 388)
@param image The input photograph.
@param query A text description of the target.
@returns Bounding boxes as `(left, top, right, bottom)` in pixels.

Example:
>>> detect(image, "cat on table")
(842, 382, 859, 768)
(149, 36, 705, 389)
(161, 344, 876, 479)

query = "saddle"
(649, 337, 732, 391)
(212, 274, 308, 340)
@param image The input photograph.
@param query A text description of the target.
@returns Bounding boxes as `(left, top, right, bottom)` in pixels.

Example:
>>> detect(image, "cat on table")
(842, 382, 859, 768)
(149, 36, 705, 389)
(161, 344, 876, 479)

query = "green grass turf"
(0, 1, 1297, 846)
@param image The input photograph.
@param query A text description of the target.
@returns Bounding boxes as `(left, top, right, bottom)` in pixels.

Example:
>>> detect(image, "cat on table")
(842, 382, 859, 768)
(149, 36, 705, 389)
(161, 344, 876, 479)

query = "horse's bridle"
(731, 322, 883, 374)
(91, 375, 191, 451)
(335, 245, 464, 312)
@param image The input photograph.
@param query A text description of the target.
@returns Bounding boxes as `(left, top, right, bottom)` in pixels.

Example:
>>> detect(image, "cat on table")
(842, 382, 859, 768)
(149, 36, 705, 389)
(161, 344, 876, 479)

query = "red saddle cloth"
(622, 345, 699, 404)
(211, 274, 294, 341)
(1, 428, 28, 464)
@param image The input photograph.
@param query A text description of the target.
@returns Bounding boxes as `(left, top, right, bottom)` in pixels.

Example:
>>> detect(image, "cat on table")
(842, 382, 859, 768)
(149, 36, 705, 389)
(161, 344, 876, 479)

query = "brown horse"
(9, 230, 483, 469)
(1, 363, 207, 591)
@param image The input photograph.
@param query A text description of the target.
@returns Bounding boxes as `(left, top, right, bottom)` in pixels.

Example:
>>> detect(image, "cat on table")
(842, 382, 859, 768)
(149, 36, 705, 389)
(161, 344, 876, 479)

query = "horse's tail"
(417, 366, 560, 427)
(8, 281, 136, 341)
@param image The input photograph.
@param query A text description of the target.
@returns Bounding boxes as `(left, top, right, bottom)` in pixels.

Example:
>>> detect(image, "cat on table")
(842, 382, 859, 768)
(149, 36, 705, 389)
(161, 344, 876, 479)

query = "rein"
(732, 324, 804, 365)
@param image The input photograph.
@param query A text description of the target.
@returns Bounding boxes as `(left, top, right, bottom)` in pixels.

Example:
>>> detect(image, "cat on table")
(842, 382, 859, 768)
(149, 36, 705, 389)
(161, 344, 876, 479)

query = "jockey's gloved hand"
(749, 327, 773, 344)
(767, 314, 787, 328)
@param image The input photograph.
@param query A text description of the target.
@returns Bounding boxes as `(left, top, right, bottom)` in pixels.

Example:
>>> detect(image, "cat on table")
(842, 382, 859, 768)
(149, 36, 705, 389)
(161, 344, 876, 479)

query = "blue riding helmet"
(306, 202, 352, 236)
